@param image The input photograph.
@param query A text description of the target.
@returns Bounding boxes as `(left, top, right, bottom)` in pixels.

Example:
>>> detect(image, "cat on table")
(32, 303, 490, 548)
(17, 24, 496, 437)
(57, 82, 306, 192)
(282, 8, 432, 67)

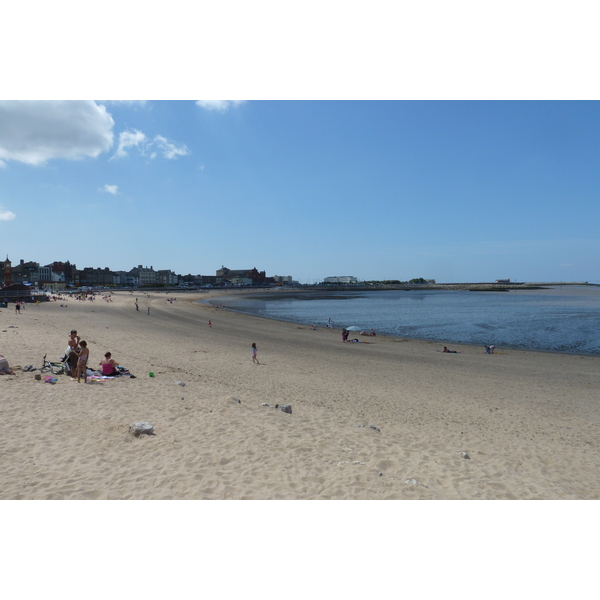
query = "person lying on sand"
(349, 338, 373, 344)
(443, 346, 459, 353)
(0, 355, 16, 375)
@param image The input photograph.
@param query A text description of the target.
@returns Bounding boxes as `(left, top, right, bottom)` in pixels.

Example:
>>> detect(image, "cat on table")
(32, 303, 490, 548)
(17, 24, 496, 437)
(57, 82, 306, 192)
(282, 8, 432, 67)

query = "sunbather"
(0, 355, 15, 375)
(99, 352, 120, 376)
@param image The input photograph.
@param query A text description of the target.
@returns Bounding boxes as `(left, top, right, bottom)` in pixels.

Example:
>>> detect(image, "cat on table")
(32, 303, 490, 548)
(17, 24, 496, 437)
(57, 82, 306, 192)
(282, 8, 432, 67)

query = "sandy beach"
(1, 289, 599, 500)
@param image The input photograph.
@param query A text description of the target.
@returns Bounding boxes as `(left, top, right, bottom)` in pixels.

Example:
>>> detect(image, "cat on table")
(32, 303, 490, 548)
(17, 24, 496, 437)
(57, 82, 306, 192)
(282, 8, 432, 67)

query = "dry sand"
(1, 289, 599, 500)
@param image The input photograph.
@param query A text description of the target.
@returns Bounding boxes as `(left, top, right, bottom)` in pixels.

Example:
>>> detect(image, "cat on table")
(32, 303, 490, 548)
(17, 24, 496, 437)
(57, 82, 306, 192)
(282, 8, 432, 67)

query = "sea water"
(210, 285, 600, 356)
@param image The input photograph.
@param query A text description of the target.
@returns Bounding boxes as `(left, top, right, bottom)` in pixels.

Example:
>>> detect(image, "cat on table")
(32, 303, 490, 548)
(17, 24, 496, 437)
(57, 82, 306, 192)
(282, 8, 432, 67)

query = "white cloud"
(112, 129, 188, 160)
(113, 129, 147, 158)
(0, 101, 114, 165)
(0, 208, 16, 221)
(153, 135, 189, 159)
(103, 184, 118, 195)
(196, 100, 246, 112)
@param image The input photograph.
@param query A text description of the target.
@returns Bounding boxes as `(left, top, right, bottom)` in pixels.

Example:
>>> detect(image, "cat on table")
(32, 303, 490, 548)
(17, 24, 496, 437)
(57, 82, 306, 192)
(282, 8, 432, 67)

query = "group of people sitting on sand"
(1, 329, 130, 381)
(341, 328, 375, 343)
(441, 345, 496, 354)
(65, 330, 128, 383)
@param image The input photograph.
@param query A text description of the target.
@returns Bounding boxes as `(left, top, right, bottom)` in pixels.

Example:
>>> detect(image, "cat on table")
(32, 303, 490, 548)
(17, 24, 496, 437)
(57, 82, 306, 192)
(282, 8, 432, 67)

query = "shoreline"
(1, 290, 599, 499)
(204, 287, 600, 358)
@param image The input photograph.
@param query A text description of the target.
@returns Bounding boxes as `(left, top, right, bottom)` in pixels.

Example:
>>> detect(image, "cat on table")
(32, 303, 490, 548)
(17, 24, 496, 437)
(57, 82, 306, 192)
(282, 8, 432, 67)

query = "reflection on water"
(211, 286, 600, 355)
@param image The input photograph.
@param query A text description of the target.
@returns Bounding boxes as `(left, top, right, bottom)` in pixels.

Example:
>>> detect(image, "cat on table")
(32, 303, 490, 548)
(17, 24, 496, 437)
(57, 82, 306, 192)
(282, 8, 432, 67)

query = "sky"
(1, 99, 599, 284)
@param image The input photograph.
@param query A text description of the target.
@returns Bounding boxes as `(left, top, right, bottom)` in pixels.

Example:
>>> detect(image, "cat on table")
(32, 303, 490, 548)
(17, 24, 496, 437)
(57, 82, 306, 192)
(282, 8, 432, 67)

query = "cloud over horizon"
(0, 101, 114, 166)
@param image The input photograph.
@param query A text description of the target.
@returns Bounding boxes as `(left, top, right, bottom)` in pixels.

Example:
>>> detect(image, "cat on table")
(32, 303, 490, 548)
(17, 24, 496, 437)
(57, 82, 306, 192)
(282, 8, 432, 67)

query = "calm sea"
(209, 285, 600, 356)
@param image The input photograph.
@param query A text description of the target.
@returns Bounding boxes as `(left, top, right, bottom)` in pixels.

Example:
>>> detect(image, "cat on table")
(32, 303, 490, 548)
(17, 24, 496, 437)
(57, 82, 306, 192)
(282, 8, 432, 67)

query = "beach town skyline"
(3, 253, 593, 290)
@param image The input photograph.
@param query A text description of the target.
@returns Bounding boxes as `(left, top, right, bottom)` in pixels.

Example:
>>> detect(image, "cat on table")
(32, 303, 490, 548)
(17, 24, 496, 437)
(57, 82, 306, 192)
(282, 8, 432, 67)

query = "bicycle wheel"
(51, 364, 64, 375)
(40, 365, 51, 373)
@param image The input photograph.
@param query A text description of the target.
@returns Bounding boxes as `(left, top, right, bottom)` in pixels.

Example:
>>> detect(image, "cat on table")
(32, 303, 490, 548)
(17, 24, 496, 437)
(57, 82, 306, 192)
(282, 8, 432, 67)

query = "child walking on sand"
(77, 340, 90, 383)
(252, 342, 259, 364)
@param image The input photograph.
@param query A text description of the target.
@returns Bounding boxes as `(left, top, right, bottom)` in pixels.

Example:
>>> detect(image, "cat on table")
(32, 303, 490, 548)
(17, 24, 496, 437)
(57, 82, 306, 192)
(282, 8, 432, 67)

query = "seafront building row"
(1, 257, 295, 291)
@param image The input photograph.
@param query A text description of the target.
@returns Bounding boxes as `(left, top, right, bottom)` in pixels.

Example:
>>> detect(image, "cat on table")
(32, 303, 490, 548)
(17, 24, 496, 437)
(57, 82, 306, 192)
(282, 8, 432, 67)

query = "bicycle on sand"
(40, 353, 66, 375)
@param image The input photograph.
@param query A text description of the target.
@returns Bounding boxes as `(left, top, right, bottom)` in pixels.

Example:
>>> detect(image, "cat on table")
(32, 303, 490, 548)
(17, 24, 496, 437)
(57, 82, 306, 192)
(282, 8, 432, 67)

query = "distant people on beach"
(443, 346, 459, 353)
(485, 345, 496, 354)
(100, 352, 119, 376)
(76, 340, 89, 383)
(208, 320, 212, 327)
(252, 342, 259, 364)
(342, 328, 349, 342)
(349, 338, 373, 344)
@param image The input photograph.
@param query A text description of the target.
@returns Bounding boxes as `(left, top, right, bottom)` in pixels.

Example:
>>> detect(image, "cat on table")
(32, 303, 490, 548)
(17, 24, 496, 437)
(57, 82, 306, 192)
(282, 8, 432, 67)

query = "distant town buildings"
(273, 275, 293, 284)
(1, 255, 295, 290)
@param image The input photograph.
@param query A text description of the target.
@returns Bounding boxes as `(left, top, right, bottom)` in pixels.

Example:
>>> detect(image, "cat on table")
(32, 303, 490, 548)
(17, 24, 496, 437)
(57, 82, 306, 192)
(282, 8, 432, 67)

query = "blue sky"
(1, 99, 599, 284)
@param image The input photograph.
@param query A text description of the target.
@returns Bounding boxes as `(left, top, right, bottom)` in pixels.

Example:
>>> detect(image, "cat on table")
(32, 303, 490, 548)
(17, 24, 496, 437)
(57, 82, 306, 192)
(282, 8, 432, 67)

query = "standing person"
(342, 328, 349, 342)
(76, 340, 90, 383)
(135, 301, 139, 311)
(147, 306, 150, 316)
(66, 329, 80, 376)
(208, 320, 212, 327)
(251, 342, 259, 364)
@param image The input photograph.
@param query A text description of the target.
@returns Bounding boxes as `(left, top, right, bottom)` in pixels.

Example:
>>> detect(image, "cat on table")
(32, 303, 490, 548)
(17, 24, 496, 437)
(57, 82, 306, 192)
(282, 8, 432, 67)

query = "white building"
(323, 276, 358, 284)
